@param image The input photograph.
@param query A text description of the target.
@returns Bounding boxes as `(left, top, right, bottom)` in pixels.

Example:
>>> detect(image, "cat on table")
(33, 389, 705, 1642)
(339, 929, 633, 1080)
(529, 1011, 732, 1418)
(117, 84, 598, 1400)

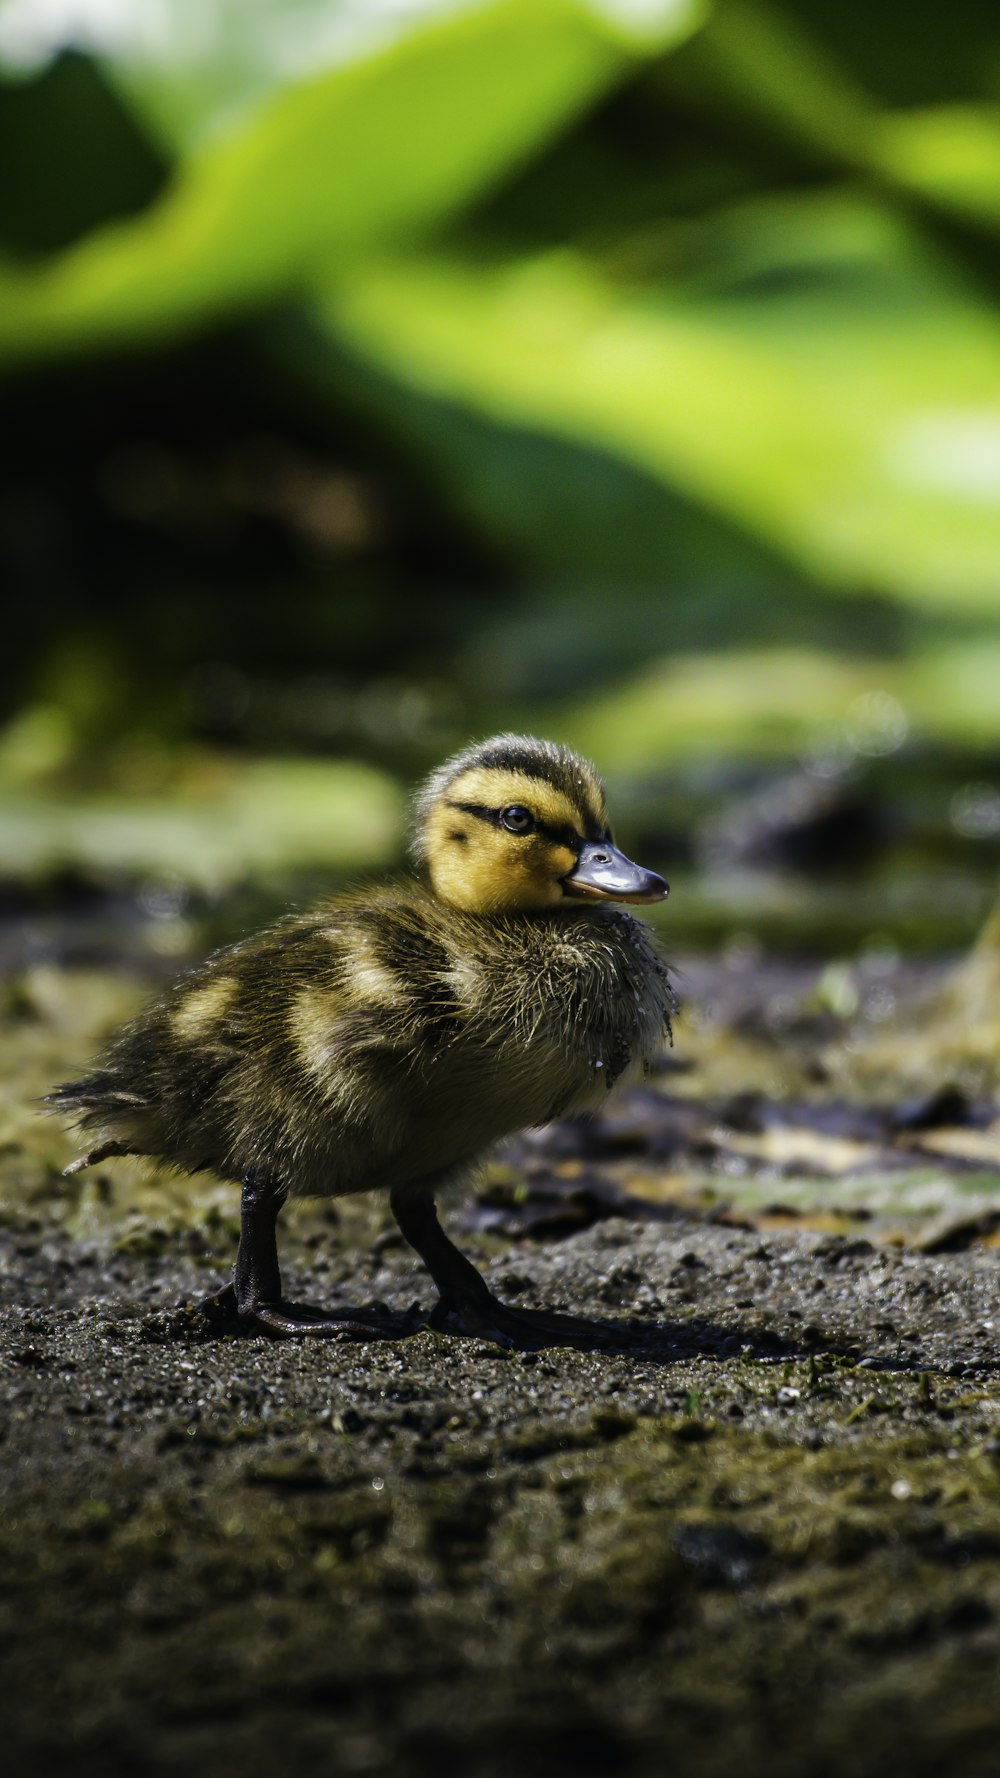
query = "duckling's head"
(412, 733, 668, 914)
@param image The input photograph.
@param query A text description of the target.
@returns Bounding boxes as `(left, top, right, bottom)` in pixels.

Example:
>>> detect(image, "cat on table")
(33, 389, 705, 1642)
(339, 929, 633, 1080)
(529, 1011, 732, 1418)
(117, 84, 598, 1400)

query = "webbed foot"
(390, 1184, 647, 1351)
(199, 1281, 415, 1341)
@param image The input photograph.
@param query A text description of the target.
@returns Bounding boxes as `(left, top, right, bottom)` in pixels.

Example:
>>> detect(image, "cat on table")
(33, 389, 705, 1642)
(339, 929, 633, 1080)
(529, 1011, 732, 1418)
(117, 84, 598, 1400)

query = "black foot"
(390, 1185, 644, 1352)
(198, 1281, 416, 1341)
(429, 1291, 640, 1352)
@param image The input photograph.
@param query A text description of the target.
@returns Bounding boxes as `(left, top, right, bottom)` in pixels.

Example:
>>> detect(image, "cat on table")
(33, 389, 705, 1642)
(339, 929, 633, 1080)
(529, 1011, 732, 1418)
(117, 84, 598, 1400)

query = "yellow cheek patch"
(547, 844, 577, 878)
(171, 976, 239, 1040)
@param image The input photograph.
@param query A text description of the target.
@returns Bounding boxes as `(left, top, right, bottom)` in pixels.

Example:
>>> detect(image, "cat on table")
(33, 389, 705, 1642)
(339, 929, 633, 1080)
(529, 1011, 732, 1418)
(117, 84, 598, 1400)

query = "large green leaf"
(0, 1, 699, 152)
(316, 194, 1000, 607)
(0, 0, 703, 363)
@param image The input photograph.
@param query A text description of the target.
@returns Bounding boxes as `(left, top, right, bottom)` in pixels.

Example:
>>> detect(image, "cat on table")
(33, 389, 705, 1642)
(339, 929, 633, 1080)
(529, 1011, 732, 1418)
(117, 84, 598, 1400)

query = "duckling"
(52, 734, 673, 1349)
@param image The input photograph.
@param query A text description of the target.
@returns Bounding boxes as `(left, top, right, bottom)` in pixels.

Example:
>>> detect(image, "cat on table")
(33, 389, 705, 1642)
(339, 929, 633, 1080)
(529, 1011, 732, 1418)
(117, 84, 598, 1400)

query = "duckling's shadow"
(475, 1311, 851, 1365)
(611, 1315, 853, 1367)
(179, 1294, 850, 1364)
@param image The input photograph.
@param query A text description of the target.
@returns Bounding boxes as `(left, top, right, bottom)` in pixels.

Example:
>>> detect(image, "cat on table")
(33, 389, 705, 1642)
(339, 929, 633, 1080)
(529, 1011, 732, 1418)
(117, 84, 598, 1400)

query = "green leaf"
(316, 194, 1000, 607)
(0, 1, 700, 152)
(0, 0, 704, 364)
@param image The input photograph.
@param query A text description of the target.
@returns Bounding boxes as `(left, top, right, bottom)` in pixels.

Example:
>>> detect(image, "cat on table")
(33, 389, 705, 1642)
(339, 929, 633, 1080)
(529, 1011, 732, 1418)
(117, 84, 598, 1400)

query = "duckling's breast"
(457, 904, 674, 1119)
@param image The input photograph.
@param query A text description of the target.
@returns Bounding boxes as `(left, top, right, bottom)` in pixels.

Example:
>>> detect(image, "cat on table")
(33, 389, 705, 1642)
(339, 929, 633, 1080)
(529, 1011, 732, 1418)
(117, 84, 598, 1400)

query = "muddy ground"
(2, 953, 1000, 1778)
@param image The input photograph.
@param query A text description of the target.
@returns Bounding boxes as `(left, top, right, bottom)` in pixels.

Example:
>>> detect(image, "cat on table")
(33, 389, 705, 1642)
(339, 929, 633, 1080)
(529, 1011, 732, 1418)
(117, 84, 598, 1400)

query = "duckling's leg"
(390, 1185, 624, 1351)
(200, 1169, 410, 1339)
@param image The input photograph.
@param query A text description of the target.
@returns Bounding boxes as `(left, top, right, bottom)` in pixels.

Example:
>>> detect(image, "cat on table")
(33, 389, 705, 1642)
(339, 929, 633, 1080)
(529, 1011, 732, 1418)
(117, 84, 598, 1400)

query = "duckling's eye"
(500, 805, 534, 835)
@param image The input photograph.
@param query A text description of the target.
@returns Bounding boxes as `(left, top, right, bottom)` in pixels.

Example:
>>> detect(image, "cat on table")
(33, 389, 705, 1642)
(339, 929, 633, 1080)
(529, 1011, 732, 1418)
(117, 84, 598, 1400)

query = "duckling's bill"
(562, 839, 668, 905)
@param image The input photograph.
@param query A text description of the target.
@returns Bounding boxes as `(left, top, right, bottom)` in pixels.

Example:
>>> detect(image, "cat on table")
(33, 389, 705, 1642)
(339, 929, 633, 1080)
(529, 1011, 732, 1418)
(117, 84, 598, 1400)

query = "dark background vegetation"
(1, 0, 999, 963)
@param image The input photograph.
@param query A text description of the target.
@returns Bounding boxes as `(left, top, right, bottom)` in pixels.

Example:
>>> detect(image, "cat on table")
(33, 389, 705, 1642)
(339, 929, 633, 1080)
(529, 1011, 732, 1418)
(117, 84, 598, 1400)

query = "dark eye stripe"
(447, 799, 503, 828)
(447, 800, 584, 853)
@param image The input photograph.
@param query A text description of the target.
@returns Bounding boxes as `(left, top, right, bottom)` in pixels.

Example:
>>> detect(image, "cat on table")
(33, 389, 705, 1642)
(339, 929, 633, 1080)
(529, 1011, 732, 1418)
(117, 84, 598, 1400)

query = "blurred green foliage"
(3, 0, 1000, 610)
(0, 2, 700, 351)
(1, 0, 999, 938)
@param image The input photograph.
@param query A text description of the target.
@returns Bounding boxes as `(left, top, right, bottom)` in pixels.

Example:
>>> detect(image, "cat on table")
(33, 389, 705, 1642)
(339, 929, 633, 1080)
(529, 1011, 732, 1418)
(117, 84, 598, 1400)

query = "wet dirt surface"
(2, 954, 1000, 1778)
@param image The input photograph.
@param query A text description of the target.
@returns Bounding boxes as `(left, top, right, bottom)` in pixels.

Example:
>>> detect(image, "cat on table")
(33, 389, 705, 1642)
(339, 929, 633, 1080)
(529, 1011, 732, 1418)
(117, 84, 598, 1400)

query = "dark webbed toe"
(198, 1282, 416, 1341)
(246, 1301, 416, 1340)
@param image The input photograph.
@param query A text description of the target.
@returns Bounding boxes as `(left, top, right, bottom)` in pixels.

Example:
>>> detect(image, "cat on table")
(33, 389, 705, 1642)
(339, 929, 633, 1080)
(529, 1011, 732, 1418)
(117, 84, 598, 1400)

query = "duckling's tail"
(45, 1075, 147, 1174)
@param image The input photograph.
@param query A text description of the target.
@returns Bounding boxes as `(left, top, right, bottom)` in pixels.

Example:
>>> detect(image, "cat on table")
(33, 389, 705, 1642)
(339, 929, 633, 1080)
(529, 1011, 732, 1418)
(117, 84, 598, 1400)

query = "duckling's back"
(54, 887, 673, 1198)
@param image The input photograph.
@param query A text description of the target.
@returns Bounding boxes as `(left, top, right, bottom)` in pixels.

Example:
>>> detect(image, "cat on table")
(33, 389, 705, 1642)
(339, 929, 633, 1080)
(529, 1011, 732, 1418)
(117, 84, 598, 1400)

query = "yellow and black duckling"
(53, 735, 673, 1349)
